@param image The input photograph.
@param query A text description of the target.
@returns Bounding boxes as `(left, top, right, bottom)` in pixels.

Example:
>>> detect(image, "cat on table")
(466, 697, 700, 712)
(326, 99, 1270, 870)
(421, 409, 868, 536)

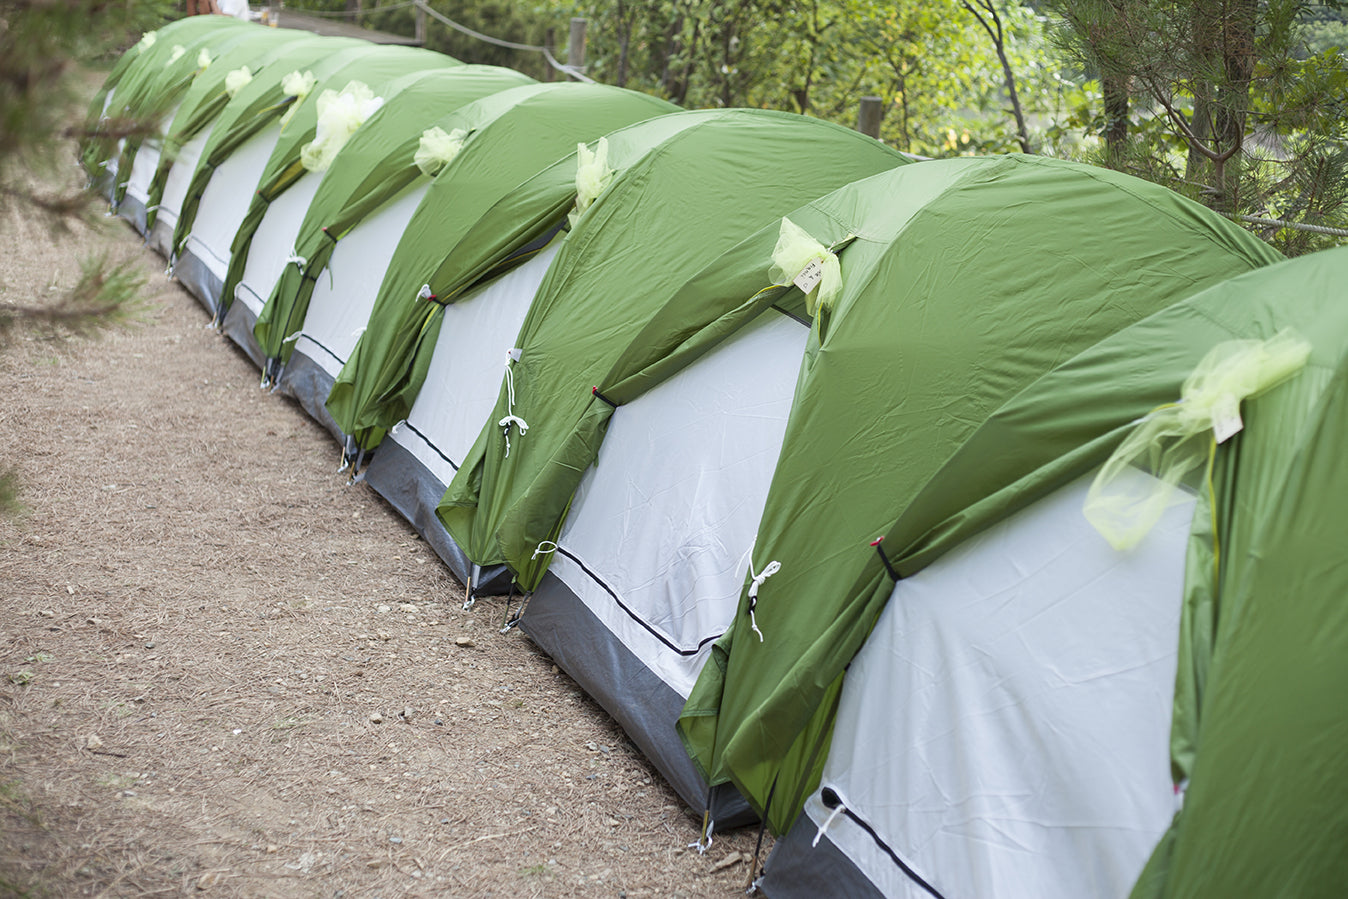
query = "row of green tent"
(84, 17, 1348, 898)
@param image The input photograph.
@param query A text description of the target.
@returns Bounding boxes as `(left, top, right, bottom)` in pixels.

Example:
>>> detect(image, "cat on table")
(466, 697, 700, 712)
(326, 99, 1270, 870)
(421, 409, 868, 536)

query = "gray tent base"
(173, 246, 223, 316)
(363, 435, 513, 595)
(761, 810, 888, 899)
(220, 299, 266, 370)
(519, 571, 755, 830)
(273, 350, 348, 445)
(147, 219, 174, 259)
(117, 194, 149, 237)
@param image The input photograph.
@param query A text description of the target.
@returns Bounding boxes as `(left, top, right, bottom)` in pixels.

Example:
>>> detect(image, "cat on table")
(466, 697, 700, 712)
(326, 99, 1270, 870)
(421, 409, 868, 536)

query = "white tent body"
(222, 171, 326, 367)
(118, 103, 180, 236)
(174, 122, 282, 313)
(363, 243, 559, 582)
(516, 307, 808, 825)
(762, 474, 1195, 899)
(147, 124, 213, 258)
(274, 183, 431, 436)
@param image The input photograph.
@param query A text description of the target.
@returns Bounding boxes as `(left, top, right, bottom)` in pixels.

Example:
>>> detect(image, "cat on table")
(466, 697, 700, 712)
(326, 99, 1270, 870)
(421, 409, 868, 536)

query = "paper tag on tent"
(507, 347, 523, 363)
(793, 259, 824, 295)
(1212, 393, 1243, 443)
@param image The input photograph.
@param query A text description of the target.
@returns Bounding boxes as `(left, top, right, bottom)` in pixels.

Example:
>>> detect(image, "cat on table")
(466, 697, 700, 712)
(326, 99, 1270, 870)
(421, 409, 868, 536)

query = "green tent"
(432, 110, 911, 586)
(140, 28, 320, 233)
(763, 244, 1348, 899)
(403, 109, 757, 310)
(167, 38, 427, 262)
(256, 107, 726, 383)
(250, 64, 538, 380)
(215, 45, 465, 321)
(105, 23, 281, 211)
(663, 154, 1286, 835)
(81, 16, 256, 181)
(321, 82, 680, 455)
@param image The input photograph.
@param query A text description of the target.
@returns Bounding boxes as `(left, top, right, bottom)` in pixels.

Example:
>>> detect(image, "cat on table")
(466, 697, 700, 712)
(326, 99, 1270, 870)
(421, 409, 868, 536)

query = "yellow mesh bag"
(414, 126, 467, 177)
(568, 137, 614, 229)
(279, 70, 317, 128)
(1085, 328, 1312, 550)
(768, 217, 842, 315)
(224, 66, 252, 99)
(300, 81, 384, 173)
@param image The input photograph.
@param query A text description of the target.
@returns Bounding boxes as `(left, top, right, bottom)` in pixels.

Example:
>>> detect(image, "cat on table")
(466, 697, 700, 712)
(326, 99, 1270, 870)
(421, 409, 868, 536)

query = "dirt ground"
(0, 102, 768, 897)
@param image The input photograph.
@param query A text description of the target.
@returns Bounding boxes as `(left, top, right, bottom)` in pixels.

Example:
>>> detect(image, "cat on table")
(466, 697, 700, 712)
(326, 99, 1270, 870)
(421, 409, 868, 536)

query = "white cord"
(499, 353, 529, 457)
(746, 558, 779, 643)
(812, 802, 845, 848)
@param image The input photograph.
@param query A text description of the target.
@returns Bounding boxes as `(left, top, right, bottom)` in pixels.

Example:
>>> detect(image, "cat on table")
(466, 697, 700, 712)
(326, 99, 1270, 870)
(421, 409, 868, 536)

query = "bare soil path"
(0, 120, 763, 897)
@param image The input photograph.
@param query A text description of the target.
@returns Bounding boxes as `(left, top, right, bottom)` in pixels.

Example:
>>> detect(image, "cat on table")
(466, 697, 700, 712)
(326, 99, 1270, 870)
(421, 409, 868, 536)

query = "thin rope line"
(1234, 214, 1348, 238)
(412, 0, 596, 83)
(284, 0, 416, 17)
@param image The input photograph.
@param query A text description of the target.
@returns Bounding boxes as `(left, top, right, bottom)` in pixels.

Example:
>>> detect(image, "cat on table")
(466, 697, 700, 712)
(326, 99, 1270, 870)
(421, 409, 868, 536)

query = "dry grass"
(0, 88, 767, 898)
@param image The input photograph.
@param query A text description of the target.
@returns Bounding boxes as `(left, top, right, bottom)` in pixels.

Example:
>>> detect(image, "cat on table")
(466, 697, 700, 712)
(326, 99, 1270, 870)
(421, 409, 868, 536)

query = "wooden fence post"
(543, 27, 556, 82)
(568, 18, 587, 80)
(857, 96, 883, 139)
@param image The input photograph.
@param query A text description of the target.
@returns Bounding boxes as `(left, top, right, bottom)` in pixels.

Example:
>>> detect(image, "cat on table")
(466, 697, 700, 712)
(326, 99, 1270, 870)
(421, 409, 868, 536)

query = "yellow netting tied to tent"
(138, 31, 157, 52)
(769, 217, 842, 316)
(1085, 328, 1312, 551)
(167, 45, 186, 66)
(197, 49, 213, 70)
(414, 126, 467, 177)
(279, 70, 317, 128)
(568, 137, 614, 229)
(224, 66, 252, 99)
(300, 81, 384, 173)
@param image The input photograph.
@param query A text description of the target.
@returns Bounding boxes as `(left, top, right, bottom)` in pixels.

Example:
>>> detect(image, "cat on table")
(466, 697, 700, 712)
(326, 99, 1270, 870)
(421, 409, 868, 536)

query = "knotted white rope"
(812, 802, 845, 848)
(745, 558, 780, 643)
(499, 350, 528, 458)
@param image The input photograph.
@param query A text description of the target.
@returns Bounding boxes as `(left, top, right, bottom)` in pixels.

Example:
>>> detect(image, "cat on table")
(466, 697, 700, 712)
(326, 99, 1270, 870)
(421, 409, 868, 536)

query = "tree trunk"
(1102, 72, 1129, 168)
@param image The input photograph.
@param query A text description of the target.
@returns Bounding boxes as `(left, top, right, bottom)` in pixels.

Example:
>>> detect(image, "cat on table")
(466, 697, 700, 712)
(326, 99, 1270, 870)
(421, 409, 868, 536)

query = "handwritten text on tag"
(793, 259, 824, 295)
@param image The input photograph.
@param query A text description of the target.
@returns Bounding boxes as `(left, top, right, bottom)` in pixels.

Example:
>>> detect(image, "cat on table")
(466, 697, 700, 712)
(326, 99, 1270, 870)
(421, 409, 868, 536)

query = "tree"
(1044, 0, 1348, 251)
(0, 0, 171, 514)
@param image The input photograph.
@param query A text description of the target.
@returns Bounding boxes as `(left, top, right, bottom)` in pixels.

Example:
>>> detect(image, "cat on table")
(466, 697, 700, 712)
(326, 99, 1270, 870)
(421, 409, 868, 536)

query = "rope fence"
(411, 0, 594, 83)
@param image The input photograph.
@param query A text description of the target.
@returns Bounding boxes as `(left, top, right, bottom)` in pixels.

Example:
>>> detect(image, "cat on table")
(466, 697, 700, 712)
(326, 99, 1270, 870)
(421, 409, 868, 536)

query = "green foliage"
(1038, 0, 1348, 252)
(0, 0, 174, 174)
(0, 2, 163, 524)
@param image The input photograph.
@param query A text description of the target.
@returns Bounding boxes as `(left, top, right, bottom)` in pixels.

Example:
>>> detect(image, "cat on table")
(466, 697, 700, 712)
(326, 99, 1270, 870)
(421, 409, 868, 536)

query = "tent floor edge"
(519, 570, 756, 830)
(363, 435, 512, 594)
(220, 299, 267, 371)
(760, 806, 888, 899)
(173, 246, 223, 317)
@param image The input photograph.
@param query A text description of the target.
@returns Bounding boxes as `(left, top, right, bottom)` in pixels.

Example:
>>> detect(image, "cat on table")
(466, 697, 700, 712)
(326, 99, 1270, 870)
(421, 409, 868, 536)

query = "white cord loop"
(745, 558, 779, 643)
(812, 802, 845, 848)
(531, 541, 558, 561)
(499, 351, 528, 457)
